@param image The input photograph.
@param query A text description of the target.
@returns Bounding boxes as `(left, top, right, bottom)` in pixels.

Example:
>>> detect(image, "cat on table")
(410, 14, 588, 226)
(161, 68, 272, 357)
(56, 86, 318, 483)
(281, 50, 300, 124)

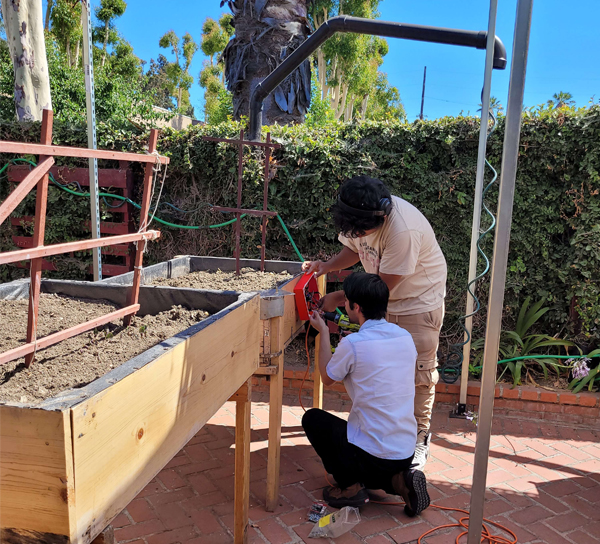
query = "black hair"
(332, 176, 393, 238)
(343, 272, 389, 321)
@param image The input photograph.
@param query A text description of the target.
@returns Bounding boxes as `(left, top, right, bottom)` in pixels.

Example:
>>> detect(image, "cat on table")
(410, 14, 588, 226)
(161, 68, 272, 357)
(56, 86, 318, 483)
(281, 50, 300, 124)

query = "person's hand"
(318, 293, 340, 312)
(309, 310, 328, 334)
(302, 260, 327, 277)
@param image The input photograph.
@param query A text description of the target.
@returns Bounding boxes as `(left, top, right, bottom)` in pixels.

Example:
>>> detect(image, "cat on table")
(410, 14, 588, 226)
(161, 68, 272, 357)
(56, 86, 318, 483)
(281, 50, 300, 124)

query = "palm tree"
(222, 0, 311, 125)
(547, 91, 575, 109)
(478, 96, 503, 115)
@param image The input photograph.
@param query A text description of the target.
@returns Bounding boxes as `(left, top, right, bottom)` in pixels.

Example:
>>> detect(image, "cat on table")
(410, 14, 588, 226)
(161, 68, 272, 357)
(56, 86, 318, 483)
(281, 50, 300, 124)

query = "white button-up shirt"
(326, 319, 418, 460)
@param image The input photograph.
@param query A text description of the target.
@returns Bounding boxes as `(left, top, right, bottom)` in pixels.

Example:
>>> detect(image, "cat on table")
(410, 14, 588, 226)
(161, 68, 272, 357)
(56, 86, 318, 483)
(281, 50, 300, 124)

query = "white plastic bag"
(308, 506, 361, 538)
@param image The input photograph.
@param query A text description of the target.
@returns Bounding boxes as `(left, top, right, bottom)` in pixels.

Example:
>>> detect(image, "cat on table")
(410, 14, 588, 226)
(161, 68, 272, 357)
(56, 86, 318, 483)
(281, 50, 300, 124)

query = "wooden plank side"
(69, 297, 260, 543)
(0, 141, 169, 165)
(0, 406, 74, 540)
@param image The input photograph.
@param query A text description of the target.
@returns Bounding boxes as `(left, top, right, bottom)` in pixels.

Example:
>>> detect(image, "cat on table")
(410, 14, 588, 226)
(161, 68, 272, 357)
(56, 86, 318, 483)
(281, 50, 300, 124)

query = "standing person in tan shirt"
(303, 176, 447, 470)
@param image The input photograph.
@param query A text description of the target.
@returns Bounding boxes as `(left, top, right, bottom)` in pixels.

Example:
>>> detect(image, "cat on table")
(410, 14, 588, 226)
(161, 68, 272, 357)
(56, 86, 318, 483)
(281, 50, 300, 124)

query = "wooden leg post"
(234, 379, 252, 544)
(265, 315, 284, 512)
(312, 274, 327, 409)
(124, 129, 158, 326)
(25, 109, 53, 367)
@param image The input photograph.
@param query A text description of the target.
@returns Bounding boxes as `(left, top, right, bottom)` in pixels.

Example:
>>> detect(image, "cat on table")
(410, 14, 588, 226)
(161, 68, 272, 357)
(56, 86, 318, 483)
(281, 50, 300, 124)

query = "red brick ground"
(114, 395, 600, 544)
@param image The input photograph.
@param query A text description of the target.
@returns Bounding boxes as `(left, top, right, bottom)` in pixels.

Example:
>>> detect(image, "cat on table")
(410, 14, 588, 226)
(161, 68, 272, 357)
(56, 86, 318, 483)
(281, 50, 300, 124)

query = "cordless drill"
(323, 311, 361, 333)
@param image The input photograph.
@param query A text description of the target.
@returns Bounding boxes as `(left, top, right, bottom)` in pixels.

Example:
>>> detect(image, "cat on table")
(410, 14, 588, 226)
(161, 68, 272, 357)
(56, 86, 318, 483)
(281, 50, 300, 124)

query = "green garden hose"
(1, 158, 304, 260)
(475, 353, 600, 370)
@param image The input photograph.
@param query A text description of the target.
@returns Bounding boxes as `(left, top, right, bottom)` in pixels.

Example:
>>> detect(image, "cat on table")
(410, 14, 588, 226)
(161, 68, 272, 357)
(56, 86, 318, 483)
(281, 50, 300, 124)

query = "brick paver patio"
(112, 395, 600, 544)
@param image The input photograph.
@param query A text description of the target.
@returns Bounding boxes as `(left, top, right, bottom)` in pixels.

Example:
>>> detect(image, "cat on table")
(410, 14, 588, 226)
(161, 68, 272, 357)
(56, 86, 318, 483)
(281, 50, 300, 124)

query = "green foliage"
(141, 55, 173, 110)
(471, 297, 578, 386)
(309, 0, 402, 122)
(94, 0, 127, 65)
(548, 91, 575, 109)
(159, 30, 197, 115)
(50, 0, 82, 67)
(365, 72, 406, 122)
(199, 14, 234, 124)
(305, 72, 337, 127)
(2, 37, 159, 126)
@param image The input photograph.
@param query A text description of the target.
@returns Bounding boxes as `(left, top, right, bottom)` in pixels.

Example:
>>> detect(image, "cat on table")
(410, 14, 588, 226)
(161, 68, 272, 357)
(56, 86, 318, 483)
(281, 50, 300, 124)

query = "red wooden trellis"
(0, 109, 169, 367)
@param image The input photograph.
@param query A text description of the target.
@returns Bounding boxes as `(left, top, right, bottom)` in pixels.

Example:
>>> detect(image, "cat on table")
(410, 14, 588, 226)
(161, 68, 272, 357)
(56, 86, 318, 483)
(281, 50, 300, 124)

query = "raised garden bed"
(102, 256, 308, 361)
(100, 255, 300, 290)
(0, 279, 260, 544)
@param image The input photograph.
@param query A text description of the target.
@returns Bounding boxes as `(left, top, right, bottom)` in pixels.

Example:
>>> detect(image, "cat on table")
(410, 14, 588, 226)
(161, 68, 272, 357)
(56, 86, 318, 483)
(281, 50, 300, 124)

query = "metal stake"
(459, 0, 499, 406)
(467, 1, 534, 542)
(235, 129, 244, 276)
(261, 133, 272, 272)
(202, 134, 280, 274)
(81, 0, 101, 280)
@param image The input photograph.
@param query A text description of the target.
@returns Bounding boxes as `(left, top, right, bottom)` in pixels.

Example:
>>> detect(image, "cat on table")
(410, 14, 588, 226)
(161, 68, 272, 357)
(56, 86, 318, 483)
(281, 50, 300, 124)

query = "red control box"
(294, 272, 321, 320)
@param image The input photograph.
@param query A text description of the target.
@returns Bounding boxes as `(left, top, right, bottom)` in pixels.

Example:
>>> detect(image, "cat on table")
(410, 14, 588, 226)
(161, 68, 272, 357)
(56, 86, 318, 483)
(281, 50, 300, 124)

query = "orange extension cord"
(300, 328, 518, 544)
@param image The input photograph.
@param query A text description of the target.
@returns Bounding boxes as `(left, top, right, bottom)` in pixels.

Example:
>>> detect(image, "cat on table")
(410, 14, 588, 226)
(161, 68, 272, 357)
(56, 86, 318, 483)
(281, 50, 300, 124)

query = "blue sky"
(70, 0, 600, 121)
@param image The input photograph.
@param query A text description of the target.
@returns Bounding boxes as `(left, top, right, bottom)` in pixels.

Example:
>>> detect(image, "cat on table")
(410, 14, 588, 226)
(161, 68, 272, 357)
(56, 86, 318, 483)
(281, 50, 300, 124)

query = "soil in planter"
(0, 294, 209, 405)
(149, 267, 293, 291)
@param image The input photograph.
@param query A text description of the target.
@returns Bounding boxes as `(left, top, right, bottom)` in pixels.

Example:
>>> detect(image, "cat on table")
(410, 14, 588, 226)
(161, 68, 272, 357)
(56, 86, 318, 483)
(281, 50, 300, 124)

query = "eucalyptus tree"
(199, 13, 234, 122)
(1, 0, 52, 121)
(159, 30, 198, 114)
(309, 0, 400, 122)
(222, 0, 311, 124)
(50, 0, 82, 67)
(95, 0, 127, 67)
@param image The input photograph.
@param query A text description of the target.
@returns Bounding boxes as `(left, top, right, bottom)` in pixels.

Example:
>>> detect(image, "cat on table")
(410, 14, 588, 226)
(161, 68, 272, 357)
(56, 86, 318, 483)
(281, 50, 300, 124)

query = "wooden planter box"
(100, 256, 323, 512)
(0, 280, 260, 544)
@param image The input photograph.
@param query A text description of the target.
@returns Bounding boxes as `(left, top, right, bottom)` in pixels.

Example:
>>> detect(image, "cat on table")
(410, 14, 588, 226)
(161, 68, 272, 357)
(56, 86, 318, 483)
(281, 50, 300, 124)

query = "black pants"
(302, 408, 413, 495)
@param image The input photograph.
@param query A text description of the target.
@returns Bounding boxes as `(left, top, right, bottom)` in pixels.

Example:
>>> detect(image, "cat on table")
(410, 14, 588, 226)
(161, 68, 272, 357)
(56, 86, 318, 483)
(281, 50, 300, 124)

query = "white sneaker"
(411, 432, 431, 471)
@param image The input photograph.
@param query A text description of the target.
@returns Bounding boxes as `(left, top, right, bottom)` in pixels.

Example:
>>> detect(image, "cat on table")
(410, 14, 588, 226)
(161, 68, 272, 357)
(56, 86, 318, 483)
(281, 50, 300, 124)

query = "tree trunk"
(73, 38, 80, 69)
(223, 0, 311, 125)
(344, 97, 355, 122)
(317, 49, 327, 99)
(2, 0, 52, 121)
(44, 0, 53, 31)
(102, 19, 109, 67)
(360, 95, 369, 119)
(334, 83, 349, 120)
(314, 7, 328, 100)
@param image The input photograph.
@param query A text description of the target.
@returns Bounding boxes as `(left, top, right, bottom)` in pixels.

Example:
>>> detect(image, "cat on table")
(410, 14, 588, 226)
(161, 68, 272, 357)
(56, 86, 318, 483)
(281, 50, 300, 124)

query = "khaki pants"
(387, 305, 444, 435)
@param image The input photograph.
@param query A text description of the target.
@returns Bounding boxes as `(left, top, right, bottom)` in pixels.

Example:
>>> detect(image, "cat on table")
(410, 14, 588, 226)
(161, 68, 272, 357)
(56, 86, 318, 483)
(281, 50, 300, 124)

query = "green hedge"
(1, 107, 599, 343)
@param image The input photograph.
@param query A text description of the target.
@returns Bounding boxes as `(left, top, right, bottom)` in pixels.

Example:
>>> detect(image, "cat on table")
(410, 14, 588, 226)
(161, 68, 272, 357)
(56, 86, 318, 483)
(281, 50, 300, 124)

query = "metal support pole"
(467, 1, 533, 542)
(459, 0, 498, 406)
(81, 0, 101, 280)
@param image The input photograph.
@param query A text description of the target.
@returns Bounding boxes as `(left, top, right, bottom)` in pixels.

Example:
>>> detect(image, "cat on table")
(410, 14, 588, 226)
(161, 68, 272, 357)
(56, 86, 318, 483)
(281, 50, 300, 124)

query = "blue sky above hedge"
(59, 0, 600, 121)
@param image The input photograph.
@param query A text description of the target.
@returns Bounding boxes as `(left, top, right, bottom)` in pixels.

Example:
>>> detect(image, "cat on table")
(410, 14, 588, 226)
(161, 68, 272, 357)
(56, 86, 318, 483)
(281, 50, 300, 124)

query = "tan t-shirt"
(339, 196, 447, 316)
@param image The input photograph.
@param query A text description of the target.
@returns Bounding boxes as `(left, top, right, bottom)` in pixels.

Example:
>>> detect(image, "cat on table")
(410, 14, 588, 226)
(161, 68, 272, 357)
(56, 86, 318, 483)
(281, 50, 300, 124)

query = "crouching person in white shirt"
(302, 272, 430, 516)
